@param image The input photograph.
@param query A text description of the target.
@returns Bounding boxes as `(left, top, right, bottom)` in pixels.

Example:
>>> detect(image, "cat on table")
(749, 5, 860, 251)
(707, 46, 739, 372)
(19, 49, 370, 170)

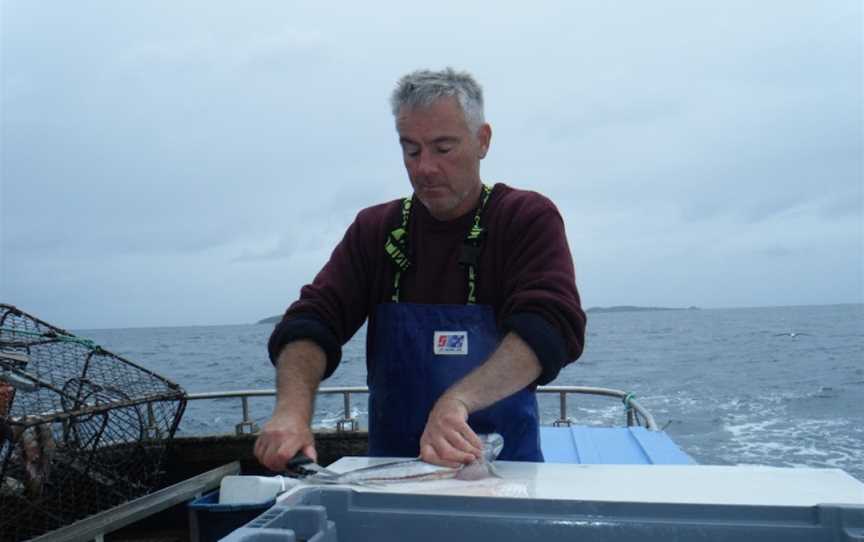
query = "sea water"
(80, 304, 864, 481)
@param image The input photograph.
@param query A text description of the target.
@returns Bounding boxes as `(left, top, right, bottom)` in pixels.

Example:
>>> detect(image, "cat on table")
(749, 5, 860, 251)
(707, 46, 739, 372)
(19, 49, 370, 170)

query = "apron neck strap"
(384, 196, 414, 302)
(386, 184, 493, 304)
(459, 184, 493, 304)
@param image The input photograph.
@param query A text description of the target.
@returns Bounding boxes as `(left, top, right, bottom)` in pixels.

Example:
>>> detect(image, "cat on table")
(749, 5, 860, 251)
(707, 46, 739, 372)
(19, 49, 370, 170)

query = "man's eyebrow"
(399, 135, 460, 145)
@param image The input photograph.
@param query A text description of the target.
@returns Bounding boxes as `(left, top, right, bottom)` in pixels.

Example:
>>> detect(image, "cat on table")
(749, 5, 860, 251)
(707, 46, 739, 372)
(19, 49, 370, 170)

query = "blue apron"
(367, 186, 543, 461)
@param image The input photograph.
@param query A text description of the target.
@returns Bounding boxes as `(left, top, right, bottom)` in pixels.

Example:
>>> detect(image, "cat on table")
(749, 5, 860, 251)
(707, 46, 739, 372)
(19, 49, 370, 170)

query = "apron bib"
(367, 185, 543, 461)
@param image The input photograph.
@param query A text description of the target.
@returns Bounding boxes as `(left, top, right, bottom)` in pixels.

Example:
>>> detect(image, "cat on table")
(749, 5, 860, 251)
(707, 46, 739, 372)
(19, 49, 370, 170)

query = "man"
(255, 68, 585, 470)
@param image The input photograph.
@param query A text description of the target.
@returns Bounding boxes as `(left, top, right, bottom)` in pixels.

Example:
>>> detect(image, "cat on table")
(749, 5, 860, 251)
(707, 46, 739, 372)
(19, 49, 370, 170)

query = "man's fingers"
(253, 435, 264, 458)
(461, 426, 483, 454)
(301, 443, 318, 464)
(454, 426, 483, 458)
(438, 417, 482, 459)
(254, 434, 276, 467)
(253, 417, 316, 472)
(270, 439, 319, 471)
(422, 443, 463, 469)
(420, 396, 485, 466)
(274, 440, 303, 470)
(424, 431, 479, 466)
(446, 429, 481, 460)
(257, 439, 284, 471)
(450, 439, 481, 463)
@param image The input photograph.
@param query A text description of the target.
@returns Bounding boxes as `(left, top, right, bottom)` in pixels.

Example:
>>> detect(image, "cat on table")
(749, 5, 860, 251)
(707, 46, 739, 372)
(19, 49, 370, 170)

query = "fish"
(309, 433, 504, 486)
(12, 419, 56, 497)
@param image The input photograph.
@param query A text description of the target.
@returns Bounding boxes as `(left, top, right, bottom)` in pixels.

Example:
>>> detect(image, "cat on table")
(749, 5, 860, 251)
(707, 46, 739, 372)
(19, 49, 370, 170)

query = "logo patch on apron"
(433, 331, 468, 355)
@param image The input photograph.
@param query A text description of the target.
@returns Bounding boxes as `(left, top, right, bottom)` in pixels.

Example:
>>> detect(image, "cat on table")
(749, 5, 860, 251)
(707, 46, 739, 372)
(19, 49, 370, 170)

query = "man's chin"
(418, 196, 459, 220)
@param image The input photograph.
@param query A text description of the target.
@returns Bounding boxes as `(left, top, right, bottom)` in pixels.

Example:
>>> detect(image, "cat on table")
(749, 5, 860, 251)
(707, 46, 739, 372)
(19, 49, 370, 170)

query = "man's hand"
(254, 413, 317, 472)
(255, 339, 326, 471)
(419, 396, 483, 467)
(418, 332, 543, 466)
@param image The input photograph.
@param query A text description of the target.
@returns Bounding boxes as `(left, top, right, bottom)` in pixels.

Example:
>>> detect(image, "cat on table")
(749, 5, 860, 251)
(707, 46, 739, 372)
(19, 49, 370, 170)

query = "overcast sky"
(1, 1, 862, 329)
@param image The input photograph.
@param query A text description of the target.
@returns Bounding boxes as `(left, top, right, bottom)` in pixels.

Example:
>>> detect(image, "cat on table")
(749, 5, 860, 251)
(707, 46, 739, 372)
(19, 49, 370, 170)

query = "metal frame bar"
(27, 461, 241, 542)
(186, 385, 658, 433)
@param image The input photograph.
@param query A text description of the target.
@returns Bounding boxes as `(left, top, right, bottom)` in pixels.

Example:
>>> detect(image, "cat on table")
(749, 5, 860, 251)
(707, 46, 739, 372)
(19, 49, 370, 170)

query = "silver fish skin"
(311, 433, 504, 486)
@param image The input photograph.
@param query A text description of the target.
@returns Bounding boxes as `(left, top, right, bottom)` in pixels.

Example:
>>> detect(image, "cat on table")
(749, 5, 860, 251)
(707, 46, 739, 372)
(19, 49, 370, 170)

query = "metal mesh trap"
(0, 304, 187, 541)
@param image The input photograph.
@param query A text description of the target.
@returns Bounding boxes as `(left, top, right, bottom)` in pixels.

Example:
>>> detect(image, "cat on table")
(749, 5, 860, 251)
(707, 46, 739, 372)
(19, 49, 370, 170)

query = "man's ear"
(477, 123, 492, 159)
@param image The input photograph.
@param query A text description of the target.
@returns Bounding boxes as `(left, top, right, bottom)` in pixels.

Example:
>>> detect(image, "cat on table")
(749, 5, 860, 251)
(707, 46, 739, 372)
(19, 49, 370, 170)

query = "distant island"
(258, 305, 700, 323)
(257, 315, 282, 325)
(586, 306, 700, 313)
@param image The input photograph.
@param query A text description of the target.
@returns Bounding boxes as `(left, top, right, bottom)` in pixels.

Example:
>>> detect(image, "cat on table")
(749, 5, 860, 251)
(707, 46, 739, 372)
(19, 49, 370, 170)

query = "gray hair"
(390, 67, 485, 133)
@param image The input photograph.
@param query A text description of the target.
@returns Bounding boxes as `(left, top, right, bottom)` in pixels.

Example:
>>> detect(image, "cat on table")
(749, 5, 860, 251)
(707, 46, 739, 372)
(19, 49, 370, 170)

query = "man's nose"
(416, 151, 438, 175)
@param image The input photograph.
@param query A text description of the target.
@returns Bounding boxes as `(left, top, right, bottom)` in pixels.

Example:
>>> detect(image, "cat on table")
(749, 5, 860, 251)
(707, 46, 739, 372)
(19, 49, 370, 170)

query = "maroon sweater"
(269, 183, 586, 385)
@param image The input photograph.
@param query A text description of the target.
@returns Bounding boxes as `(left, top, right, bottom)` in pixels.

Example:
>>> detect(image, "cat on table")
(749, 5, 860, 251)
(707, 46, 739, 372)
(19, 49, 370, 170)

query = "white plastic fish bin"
(220, 486, 864, 542)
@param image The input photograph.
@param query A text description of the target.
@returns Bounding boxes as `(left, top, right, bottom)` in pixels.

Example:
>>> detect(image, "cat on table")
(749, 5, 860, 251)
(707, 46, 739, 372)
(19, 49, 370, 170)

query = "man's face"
(396, 97, 491, 221)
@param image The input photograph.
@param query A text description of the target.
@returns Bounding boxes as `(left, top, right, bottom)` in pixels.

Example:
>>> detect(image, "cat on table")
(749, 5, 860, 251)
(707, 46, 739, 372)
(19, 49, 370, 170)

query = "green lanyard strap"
(385, 197, 414, 302)
(459, 184, 493, 304)
(386, 184, 492, 304)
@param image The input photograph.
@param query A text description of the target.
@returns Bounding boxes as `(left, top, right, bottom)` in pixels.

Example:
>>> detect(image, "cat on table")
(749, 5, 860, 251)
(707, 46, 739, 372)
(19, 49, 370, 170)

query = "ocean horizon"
(71, 302, 864, 333)
(71, 303, 863, 482)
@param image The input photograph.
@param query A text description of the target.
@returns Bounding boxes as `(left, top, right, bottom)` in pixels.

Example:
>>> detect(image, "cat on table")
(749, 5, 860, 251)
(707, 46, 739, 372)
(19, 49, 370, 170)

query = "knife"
(285, 452, 341, 479)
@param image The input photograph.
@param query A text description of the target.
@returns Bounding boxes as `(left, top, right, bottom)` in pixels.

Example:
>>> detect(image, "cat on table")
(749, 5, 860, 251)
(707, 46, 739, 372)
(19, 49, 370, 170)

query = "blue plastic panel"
(187, 490, 274, 542)
(222, 487, 864, 542)
(540, 426, 695, 464)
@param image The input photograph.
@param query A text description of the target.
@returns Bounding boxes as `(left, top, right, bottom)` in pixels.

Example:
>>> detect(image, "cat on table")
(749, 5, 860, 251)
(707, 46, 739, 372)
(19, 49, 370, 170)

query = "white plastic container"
(218, 475, 300, 504)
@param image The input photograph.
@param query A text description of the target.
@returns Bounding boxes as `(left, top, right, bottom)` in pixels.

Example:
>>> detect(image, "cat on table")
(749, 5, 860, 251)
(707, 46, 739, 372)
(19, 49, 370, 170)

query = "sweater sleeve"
(502, 312, 571, 385)
(496, 192, 586, 385)
(267, 207, 381, 380)
(267, 315, 342, 379)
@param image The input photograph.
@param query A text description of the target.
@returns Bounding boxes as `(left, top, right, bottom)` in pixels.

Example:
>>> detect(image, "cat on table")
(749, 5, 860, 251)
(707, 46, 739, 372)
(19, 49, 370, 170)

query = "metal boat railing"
(186, 386, 658, 435)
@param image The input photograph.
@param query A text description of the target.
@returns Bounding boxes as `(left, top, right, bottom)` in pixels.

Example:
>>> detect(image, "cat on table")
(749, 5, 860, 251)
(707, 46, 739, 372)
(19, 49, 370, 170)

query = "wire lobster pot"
(0, 304, 187, 541)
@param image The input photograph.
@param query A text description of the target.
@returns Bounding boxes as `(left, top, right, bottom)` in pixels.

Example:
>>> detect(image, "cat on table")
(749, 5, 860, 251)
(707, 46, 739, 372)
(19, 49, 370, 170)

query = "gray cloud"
(2, 0, 861, 328)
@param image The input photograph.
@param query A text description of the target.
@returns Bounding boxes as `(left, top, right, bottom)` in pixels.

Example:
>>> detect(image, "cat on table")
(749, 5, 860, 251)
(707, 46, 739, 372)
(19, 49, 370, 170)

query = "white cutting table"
(282, 457, 864, 507)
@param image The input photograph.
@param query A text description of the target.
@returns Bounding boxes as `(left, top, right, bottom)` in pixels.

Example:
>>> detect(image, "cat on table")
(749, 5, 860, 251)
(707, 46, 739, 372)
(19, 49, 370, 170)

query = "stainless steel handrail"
(185, 385, 658, 435)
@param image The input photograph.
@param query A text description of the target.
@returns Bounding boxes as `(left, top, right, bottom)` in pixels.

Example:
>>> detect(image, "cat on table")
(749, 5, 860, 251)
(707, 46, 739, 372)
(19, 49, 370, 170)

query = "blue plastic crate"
(187, 489, 275, 542)
(222, 487, 864, 542)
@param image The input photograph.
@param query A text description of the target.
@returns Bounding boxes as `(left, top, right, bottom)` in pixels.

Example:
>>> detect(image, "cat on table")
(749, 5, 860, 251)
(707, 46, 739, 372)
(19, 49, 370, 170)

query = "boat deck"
(540, 425, 695, 464)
